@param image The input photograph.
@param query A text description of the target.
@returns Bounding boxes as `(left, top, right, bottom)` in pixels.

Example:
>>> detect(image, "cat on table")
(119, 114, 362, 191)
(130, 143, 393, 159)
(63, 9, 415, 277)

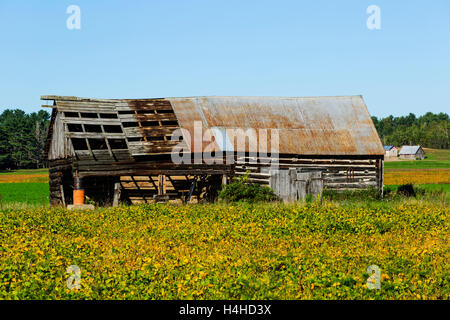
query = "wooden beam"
(100, 124, 115, 159)
(65, 132, 125, 139)
(59, 185, 66, 207)
(112, 182, 121, 207)
(117, 113, 177, 122)
(78, 169, 230, 177)
(157, 175, 166, 195)
(80, 121, 96, 161)
(41, 95, 124, 103)
(61, 118, 121, 125)
(148, 176, 158, 190)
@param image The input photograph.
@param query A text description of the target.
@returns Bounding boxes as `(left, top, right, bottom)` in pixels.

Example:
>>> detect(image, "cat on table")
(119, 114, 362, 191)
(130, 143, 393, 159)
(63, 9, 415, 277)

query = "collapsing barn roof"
(42, 95, 384, 158)
(43, 95, 386, 205)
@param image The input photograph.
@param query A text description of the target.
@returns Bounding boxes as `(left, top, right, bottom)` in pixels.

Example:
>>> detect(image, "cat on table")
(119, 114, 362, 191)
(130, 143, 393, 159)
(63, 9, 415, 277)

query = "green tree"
(0, 109, 50, 170)
(372, 112, 449, 149)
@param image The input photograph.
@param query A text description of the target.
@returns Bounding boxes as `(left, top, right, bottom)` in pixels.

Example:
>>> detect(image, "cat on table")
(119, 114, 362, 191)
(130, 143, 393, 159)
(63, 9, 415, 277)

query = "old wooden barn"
(384, 145, 399, 158)
(398, 145, 425, 160)
(42, 95, 385, 206)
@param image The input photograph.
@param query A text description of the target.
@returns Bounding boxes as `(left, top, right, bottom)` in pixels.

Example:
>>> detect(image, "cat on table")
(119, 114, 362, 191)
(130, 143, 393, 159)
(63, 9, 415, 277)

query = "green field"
(0, 168, 49, 207)
(0, 183, 49, 207)
(423, 148, 450, 161)
(384, 161, 450, 169)
(0, 169, 49, 175)
(384, 148, 450, 169)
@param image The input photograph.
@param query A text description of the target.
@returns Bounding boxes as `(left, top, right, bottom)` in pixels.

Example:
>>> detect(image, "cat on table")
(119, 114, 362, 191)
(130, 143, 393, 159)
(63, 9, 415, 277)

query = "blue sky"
(0, 0, 449, 117)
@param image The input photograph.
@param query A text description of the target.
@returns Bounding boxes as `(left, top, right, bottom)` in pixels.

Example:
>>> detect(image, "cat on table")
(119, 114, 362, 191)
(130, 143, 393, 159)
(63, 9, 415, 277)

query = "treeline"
(0, 109, 50, 170)
(371, 112, 449, 149)
(0, 109, 448, 170)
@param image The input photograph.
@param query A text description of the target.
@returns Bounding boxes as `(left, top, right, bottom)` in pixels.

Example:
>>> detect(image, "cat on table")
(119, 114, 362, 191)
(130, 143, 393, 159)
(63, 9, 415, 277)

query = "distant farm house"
(398, 145, 425, 160)
(384, 145, 398, 158)
(42, 95, 385, 206)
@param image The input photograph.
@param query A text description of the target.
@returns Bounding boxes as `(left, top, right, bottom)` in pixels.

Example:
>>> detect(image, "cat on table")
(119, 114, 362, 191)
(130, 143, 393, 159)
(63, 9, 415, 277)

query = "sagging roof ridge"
(41, 95, 364, 102)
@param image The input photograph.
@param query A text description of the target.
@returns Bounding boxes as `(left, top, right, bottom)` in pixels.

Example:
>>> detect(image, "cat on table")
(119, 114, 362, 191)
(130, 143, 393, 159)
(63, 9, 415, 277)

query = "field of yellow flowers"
(0, 202, 448, 300)
(0, 174, 48, 184)
(384, 169, 450, 185)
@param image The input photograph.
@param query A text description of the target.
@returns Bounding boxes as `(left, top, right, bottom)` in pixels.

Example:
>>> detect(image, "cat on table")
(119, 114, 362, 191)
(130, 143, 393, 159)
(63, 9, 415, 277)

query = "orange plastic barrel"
(73, 176, 84, 205)
(73, 189, 85, 205)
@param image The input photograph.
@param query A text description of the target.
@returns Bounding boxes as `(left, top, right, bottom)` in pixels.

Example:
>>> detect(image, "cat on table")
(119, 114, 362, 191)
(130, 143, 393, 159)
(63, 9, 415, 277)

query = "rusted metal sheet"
(168, 96, 384, 155)
(42, 95, 384, 157)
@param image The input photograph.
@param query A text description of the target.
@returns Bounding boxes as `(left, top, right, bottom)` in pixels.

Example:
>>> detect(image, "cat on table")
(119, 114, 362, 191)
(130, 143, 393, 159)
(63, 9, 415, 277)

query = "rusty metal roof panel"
(168, 96, 384, 156)
(41, 95, 384, 156)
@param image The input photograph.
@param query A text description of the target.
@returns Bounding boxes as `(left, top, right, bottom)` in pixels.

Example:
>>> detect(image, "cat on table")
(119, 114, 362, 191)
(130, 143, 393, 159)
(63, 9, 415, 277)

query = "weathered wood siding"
(48, 158, 73, 206)
(235, 155, 383, 192)
(385, 148, 398, 158)
(270, 170, 323, 202)
(48, 112, 74, 160)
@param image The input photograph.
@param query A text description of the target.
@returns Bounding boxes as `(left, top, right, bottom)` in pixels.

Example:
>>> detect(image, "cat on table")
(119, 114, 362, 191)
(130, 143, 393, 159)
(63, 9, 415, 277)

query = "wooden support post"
(222, 174, 228, 185)
(162, 175, 166, 194)
(186, 176, 197, 203)
(158, 175, 162, 195)
(158, 175, 166, 195)
(60, 184, 66, 207)
(113, 182, 121, 207)
(379, 158, 384, 198)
